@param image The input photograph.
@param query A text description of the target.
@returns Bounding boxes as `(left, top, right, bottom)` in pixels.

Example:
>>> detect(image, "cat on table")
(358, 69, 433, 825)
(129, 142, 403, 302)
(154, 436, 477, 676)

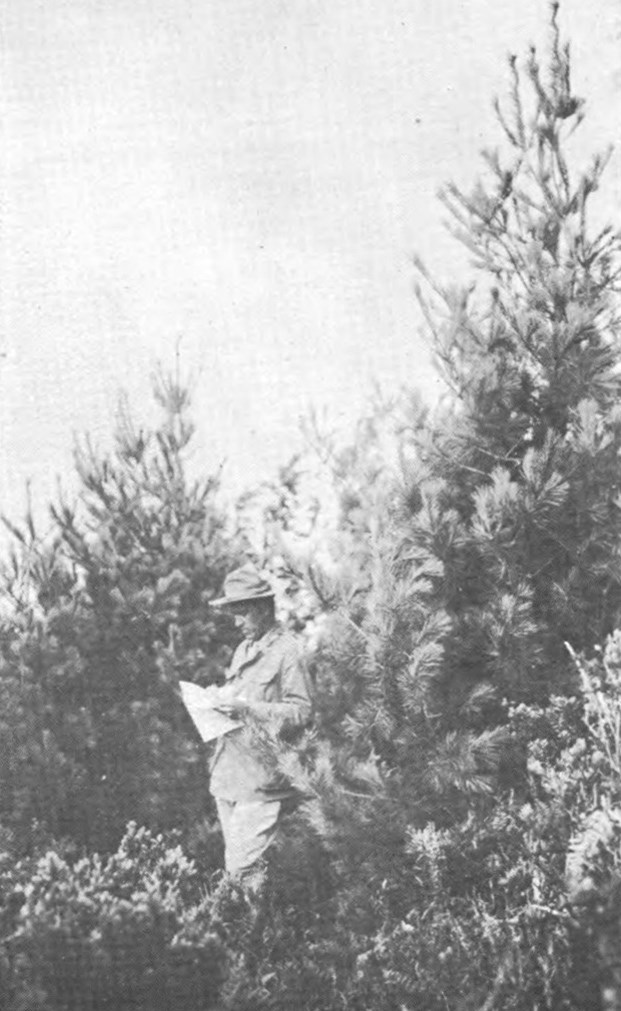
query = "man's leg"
(214, 797, 236, 872)
(225, 797, 282, 880)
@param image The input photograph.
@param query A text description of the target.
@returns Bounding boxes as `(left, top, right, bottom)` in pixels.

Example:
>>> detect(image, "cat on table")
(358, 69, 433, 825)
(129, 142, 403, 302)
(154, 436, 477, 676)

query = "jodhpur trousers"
(214, 796, 281, 877)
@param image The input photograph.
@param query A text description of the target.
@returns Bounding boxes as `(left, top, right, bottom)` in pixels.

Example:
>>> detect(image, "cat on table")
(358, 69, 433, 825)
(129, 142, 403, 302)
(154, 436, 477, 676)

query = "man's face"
(230, 600, 271, 641)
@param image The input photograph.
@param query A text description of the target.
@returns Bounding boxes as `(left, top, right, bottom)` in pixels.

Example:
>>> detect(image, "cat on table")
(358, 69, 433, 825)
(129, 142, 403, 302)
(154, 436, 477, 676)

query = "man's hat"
(211, 564, 275, 607)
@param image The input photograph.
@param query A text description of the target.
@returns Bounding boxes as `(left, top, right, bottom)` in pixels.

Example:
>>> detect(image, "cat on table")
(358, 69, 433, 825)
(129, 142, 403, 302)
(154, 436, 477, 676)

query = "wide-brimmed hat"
(211, 564, 275, 607)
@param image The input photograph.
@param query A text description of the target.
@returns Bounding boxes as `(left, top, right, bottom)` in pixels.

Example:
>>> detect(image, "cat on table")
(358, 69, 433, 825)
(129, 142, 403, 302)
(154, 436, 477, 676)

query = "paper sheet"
(179, 681, 243, 743)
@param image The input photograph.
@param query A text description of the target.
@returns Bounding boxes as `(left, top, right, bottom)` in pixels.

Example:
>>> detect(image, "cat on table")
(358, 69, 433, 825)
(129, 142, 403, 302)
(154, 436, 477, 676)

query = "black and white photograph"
(1, 1, 621, 1008)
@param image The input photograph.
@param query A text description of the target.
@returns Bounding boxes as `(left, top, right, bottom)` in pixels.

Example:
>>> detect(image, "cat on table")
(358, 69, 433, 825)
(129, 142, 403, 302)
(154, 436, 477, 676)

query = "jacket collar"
(229, 624, 280, 677)
(242, 623, 279, 661)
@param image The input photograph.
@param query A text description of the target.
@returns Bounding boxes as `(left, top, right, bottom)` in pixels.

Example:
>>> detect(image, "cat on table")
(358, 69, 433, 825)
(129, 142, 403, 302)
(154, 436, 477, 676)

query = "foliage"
(222, 12, 621, 1010)
(270, 6, 621, 851)
(0, 9, 620, 1011)
(409, 4, 621, 703)
(0, 373, 239, 851)
(0, 823, 226, 1011)
(211, 630, 621, 1011)
(517, 631, 621, 1007)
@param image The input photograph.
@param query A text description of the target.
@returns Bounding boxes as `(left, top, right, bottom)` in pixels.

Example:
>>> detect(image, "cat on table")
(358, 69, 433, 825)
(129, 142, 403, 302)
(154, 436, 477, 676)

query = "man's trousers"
(214, 796, 281, 877)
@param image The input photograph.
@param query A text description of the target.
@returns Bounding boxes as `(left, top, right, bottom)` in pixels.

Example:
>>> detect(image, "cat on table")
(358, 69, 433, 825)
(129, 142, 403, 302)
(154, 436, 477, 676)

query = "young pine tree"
(412, 5, 621, 708)
(306, 4, 621, 822)
(0, 373, 238, 851)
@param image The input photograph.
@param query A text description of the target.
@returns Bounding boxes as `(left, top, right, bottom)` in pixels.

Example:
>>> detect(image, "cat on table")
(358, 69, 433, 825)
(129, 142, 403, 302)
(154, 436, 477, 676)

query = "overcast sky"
(1, 0, 620, 531)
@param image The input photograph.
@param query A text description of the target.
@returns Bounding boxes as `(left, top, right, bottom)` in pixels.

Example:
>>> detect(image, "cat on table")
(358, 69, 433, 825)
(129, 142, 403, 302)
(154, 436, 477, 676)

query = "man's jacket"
(208, 626, 312, 802)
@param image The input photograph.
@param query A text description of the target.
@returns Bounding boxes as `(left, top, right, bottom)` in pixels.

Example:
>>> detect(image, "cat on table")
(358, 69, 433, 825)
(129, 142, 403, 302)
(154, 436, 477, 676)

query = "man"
(209, 563, 312, 887)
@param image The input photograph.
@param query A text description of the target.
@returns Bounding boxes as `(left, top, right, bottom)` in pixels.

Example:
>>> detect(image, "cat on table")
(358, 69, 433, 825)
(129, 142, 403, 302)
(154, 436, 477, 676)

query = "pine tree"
(233, 14, 621, 1008)
(411, 4, 621, 705)
(0, 372, 238, 850)
(301, 6, 621, 823)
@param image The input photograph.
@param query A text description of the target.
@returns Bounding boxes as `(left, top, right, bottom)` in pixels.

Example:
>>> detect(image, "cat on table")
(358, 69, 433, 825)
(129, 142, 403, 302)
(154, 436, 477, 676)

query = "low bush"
(0, 823, 226, 1011)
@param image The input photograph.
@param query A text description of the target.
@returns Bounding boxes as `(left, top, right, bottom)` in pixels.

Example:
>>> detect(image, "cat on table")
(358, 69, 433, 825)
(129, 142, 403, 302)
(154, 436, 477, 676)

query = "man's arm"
(244, 636, 312, 728)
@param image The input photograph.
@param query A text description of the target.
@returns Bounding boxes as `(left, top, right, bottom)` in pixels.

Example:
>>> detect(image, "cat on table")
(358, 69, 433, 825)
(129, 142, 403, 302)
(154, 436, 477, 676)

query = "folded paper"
(179, 681, 243, 743)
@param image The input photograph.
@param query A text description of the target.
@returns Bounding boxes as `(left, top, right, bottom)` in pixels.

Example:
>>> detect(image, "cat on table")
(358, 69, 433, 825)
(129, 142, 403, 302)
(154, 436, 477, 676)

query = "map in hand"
(179, 681, 243, 743)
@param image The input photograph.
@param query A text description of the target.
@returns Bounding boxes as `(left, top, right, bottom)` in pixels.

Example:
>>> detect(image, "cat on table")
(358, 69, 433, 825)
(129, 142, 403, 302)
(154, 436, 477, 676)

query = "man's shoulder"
(264, 626, 304, 662)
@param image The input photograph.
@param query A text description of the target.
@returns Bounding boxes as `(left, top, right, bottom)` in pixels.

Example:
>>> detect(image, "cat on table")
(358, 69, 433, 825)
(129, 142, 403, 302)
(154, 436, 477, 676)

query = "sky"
(1, 0, 620, 533)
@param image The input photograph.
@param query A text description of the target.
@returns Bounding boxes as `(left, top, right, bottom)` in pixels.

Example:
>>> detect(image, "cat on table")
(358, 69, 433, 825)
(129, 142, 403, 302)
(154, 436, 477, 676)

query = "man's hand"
(213, 699, 251, 719)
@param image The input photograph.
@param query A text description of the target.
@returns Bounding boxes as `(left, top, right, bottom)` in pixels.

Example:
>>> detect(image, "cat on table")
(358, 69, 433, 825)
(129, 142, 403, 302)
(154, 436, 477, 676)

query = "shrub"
(0, 823, 226, 1011)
